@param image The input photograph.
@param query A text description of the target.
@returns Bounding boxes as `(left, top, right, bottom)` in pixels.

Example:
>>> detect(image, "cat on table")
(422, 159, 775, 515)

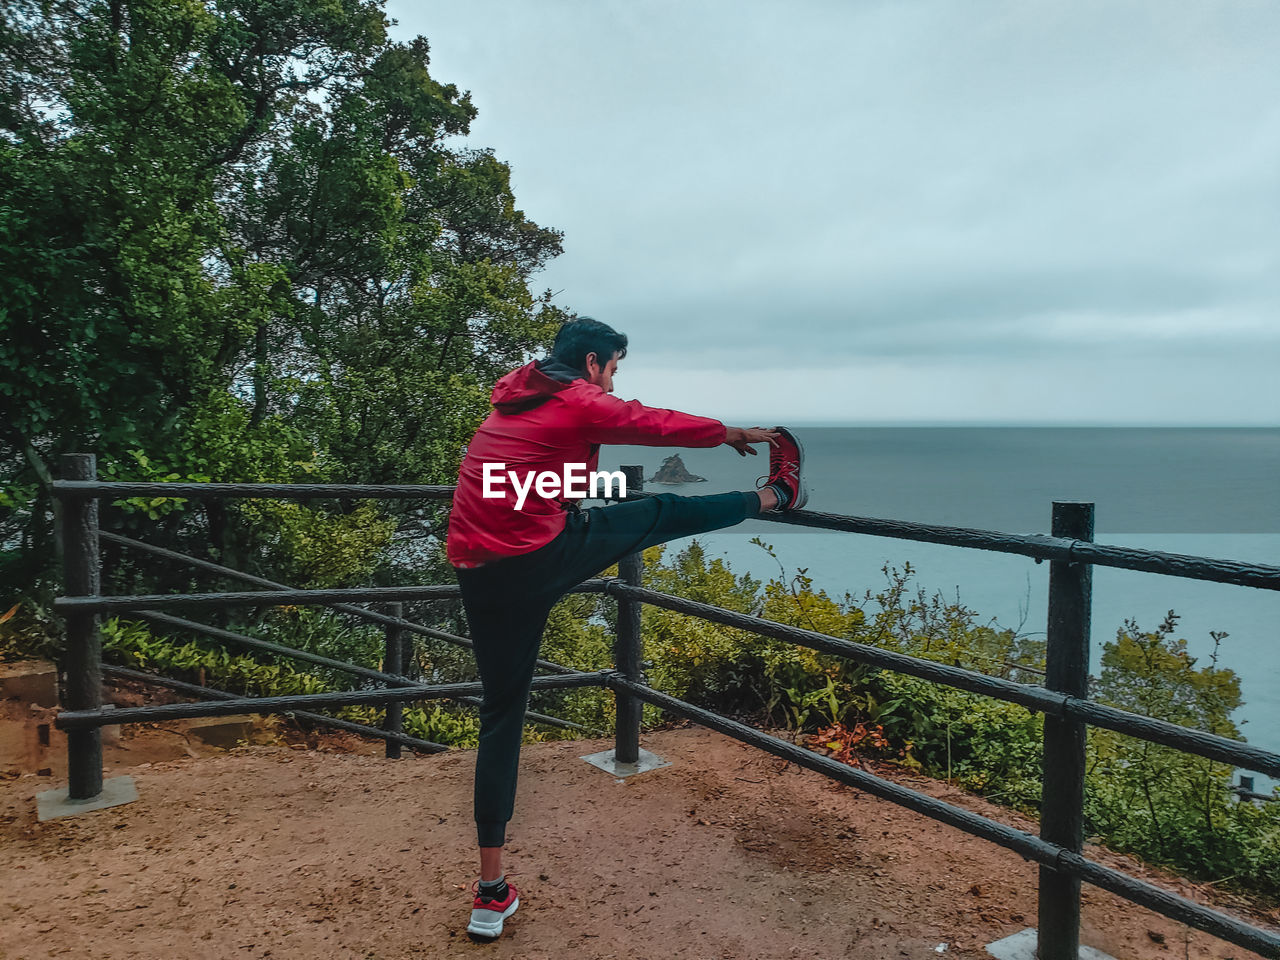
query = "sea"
(597, 427, 1280, 794)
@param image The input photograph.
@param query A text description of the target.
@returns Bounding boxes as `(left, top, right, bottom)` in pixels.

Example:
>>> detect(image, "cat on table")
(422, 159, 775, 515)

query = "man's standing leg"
(458, 570, 553, 849)
(457, 565, 554, 937)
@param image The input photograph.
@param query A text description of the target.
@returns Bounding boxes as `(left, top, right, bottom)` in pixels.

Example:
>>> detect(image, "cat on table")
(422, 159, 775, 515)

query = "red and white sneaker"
(467, 879, 519, 938)
(759, 426, 808, 511)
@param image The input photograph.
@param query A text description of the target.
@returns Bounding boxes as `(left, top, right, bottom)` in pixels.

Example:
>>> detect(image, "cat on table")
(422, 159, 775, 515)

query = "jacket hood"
(490, 359, 584, 413)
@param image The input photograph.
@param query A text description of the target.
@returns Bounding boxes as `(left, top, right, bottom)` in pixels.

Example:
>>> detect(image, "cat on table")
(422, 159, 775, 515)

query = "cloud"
(389, 0, 1280, 422)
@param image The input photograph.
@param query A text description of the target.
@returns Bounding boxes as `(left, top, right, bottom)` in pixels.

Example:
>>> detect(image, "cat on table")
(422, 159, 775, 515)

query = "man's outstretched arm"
(580, 392, 777, 454)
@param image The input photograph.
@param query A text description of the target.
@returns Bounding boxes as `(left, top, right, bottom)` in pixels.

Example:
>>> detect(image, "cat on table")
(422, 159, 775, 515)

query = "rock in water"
(649, 454, 707, 484)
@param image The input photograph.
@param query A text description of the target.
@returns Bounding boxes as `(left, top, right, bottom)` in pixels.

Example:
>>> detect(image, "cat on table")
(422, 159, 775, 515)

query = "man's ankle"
(756, 487, 778, 513)
(768, 482, 790, 511)
(757, 483, 789, 513)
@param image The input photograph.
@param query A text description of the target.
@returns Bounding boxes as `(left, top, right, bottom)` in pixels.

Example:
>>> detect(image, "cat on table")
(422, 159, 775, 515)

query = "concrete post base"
(36, 775, 139, 821)
(986, 928, 1119, 960)
(580, 747, 670, 778)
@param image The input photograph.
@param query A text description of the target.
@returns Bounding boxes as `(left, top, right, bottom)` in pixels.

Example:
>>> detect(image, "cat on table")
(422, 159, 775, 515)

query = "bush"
(1085, 614, 1280, 899)
(630, 542, 1278, 902)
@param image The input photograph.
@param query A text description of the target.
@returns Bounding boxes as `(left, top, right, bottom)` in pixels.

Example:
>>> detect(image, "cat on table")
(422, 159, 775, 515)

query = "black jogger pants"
(455, 491, 760, 847)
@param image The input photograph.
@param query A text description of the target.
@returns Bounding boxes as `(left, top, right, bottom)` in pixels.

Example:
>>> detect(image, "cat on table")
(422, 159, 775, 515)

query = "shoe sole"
(773, 426, 809, 510)
(467, 897, 519, 938)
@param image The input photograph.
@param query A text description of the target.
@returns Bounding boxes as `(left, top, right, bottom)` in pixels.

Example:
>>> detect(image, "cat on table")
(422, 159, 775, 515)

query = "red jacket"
(446, 361, 726, 566)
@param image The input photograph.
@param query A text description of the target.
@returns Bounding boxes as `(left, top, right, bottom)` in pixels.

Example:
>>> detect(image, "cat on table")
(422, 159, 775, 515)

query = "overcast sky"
(386, 1, 1279, 425)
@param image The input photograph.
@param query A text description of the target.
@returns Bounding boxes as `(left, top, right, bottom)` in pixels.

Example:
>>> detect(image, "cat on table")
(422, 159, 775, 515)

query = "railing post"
(61, 454, 103, 800)
(383, 601, 404, 759)
(613, 465, 645, 764)
(1038, 500, 1094, 959)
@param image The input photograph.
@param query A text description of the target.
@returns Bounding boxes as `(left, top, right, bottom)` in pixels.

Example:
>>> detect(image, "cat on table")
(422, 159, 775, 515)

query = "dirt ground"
(2, 677, 1278, 960)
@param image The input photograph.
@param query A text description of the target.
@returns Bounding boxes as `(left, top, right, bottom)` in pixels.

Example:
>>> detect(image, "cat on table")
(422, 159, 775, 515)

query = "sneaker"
(467, 879, 520, 938)
(759, 426, 808, 511)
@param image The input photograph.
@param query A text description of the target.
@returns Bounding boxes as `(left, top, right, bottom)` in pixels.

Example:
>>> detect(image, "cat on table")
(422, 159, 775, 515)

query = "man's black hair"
(549, 317, 628, 372)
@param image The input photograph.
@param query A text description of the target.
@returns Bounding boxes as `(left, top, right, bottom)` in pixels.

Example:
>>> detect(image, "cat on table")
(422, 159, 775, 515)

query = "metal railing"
(51, 455, 1280, 959)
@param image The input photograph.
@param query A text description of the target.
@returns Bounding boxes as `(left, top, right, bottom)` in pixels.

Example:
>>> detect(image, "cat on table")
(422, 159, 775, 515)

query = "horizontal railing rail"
(50, 465, 604, 772)
(61, 478, 1280, 587)
(55, 671, 609, 729)
(53, 580, 610, 614)
(93, 531, 602, 738)
(1234, 787, 1279, 803)
(652, 496, 1280, 591)
(99, 531, 587, 679)
(123, 609, 599, 737)
(600, 580, 1280, 778)
(102, 663, 452, 754)
(52, 481, 456, 499)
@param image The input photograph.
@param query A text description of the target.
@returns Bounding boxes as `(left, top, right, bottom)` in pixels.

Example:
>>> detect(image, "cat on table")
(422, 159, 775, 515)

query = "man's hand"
(723, 426, 780, 457)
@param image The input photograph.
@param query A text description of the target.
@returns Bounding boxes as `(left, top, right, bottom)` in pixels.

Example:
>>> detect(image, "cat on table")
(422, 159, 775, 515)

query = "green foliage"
(102, 617, 332, 697)
(253, 606, 384, 681)
(1, 0, 569, 601)
(1085, 614, 1279, 897)
(235, 501, 396, 589)
(628, 543, 1278, 900)
(872, 673, 1044, 806)
(403, 704, 480, 749)
(532, 594, 615, 735)
(98, 615, 483, 747)
(642, 541, 767, 718)
(0, 599, 60, 663)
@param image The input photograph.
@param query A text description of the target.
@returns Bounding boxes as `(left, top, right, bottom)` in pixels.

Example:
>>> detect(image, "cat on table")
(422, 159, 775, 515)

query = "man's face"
(585, 351, 621, 393)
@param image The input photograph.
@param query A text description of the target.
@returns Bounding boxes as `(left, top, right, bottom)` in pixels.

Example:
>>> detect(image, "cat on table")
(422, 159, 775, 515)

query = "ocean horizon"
(598, 426, 1280, 792)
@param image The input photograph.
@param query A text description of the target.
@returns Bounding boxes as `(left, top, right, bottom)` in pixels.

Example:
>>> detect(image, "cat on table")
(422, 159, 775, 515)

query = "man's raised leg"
(545, 490, 768, 595)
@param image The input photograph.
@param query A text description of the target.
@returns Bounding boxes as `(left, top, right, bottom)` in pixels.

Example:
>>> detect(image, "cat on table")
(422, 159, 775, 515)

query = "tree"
(0, 0, 568, 602)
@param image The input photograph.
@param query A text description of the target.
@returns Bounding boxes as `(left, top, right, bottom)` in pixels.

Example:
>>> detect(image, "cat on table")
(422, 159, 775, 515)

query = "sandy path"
(2, 720, 1276, 960)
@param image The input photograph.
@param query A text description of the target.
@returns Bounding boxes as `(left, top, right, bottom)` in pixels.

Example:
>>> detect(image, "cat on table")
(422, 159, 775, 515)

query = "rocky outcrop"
(649, 454, 706, 484)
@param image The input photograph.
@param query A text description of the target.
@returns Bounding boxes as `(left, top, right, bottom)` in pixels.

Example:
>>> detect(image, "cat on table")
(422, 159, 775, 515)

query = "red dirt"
(2, 678, 1277, 960)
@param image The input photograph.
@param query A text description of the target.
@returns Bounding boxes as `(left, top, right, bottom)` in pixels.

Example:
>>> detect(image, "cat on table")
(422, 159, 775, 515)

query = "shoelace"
(760, 461, 798, 485)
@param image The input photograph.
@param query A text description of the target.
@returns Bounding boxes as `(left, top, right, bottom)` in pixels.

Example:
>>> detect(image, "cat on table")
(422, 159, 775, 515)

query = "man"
(446, 317, 806, 938)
